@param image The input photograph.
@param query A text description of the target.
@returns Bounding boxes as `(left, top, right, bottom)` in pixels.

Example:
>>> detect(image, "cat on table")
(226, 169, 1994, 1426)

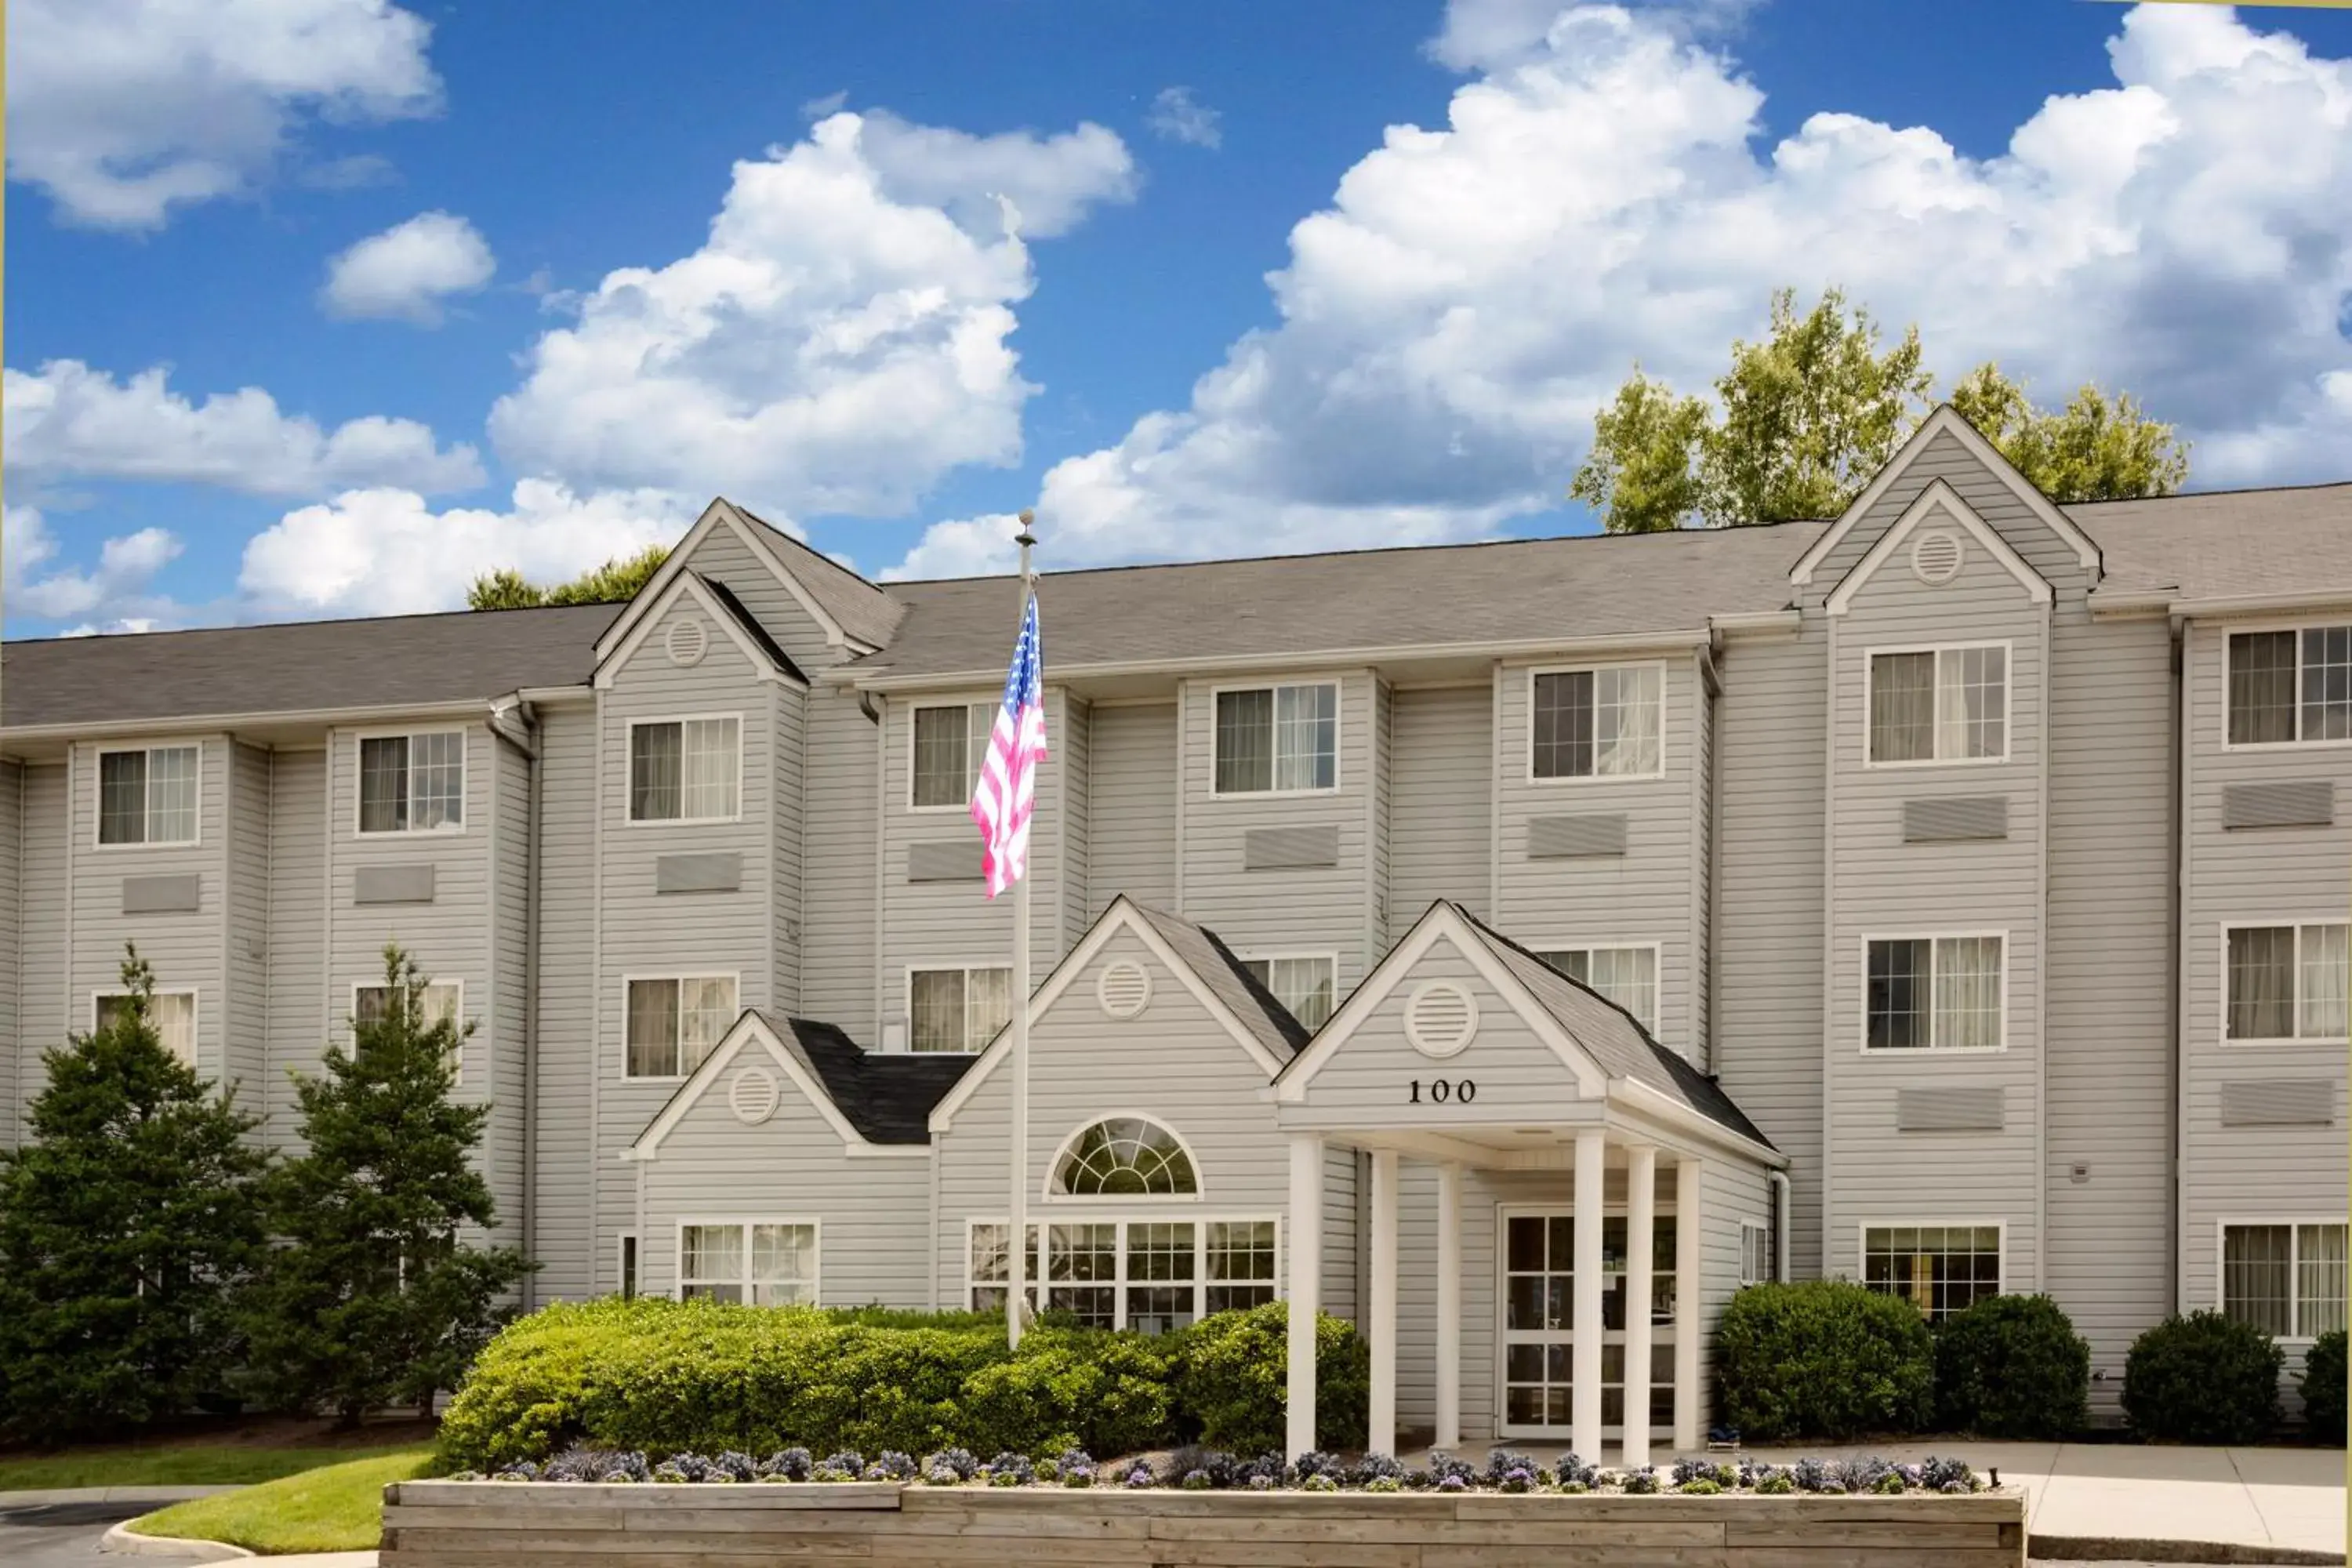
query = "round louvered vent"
(729, 1065, 780, 1125)
(1098, 960, 1152, 1020)
(1910, 528, 1965, 586)
(1405, 980, 1479, 1059)
(666, 617, 710, 667)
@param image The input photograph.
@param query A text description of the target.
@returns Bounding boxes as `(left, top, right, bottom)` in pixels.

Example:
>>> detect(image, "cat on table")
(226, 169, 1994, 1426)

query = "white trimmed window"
(2223, 1222, 2347, 1339)
(1531, 666, 1661, 779)
(2225, 924, 2348, 1043)
(1740, 1221, 1773, 1286)
(97, 745, 199, 846)
(358, 732, 464, 834)
(625, 975, 737, 1078)
(2229, 627, 2352, 746)
(1239, 955, 1336, 1030)
(909, 966, 1012, 1054)
(93, 990, 196, 1065)
(1864, 1225, 2002, 1322)
(1214, 684, 1337, 794)
(912, 702, 995, 808)
(678, 1221, 817, 1305)
(1866, 935, 2004, 1050)
(1536, 947, 1660, 1033)
(1868, 646, 2008, 764)
(967, 1218, 1276, 1330)
(1053, 1117, 1199, 1196)
(629, 717, 740, 822)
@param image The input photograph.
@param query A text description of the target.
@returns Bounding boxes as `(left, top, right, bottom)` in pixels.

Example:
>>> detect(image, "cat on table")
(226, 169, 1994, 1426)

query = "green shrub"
(1177, 1301, 1368, 1454)
(1713, 1281, 1933, 1442)
(1933, 1294, 2089, 1439)
(958, 1328, 1181, 1458)
(2122, 1312, 2282, 1444)
(2298, 1328, 2346, 1446)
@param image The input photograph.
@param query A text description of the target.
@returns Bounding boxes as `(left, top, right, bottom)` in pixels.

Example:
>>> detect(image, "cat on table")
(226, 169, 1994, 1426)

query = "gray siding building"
(2, 411, 2345, 1457)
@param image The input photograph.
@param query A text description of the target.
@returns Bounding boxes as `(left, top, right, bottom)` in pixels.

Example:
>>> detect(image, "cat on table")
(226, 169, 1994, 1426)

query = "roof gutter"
(0, 695, 501, 743)
(2161, 589, 2352, 620)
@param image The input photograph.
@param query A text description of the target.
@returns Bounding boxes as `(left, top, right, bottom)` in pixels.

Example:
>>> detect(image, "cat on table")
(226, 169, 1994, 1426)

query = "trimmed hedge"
(1178, 1301, 1369, 1455)
(1933, 1294, 2089, 1439)
(2299, 1328, 2346, 1446)
(435, 1297, 1364, 1470)
(2122, 1312, 2283, 1444)
(1715, 1281, 1934, 1442)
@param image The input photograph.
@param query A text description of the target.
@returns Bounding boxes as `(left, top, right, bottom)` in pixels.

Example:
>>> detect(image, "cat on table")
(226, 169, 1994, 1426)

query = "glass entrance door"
(1497, 1209, 1679, 1439)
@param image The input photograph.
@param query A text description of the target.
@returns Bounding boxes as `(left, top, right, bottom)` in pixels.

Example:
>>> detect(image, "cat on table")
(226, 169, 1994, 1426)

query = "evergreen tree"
(244, 946, 532, 1423)
(0, 949, 269, 1442)
(466, 544, 670, 609)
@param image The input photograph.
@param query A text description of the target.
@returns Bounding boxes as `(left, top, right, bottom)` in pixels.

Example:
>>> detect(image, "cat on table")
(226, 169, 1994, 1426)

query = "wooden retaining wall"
(380, 1479, 2028, 1567)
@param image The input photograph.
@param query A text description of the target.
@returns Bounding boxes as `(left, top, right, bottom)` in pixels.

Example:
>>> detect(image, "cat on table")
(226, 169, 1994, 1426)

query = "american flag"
(970, 593, 1047, 898)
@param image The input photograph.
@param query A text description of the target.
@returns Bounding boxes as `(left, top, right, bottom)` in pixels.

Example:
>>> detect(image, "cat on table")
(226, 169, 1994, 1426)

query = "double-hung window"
(1868, 646, 2007, 764)
(966, 1218, 1277, 1330)
(2222, 1222, 2347, 1339)
(630, 717, 740, 822)
(1239, 955, 1336, 1030)
(912, 702, 995, 808)
(1214, 684, 1337, 794)
(1740, 1221, 1775, 1287)
(97, 745, 199, 846)
(1531, 666, 1661, 779)
(1864, 1225, 2002, 1322)
(678, 1221, 817, 1305)
(1536, 946, 1660, 1033)
(2229, 626, 2352, 745)
(1866, 935, 2004, 1049)
(2225, 923, 2349, 1043)
(909, 966, 1013, 1053)
(625, 975, 737, 1077)
(93, 990, 197, 1064)
(358, 733, 464, 833)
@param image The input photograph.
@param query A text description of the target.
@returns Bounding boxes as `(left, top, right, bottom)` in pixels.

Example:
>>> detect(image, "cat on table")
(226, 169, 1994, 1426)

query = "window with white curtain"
(678, 1221, 817, 1305)
(1531, 666, 1662, 779)
(911, 702, 996, 808)
(358, 732, 464, 833)
(98, 745, 200, 845)
(1214, 684, 1337, 793)
(625, 975, 737, 1077)
(1239, 955, 1336, 1029)
(2223, 1222, 2347, 1338)
(629, 717, 740, 822)
(2226, 923, 2348, 1042)
(1868, 646, 2008, 764)
(1866, 935, 2005, 1049)
(2229, 627, 2352, 746)
(909, 966, 1013, 1052)
(1535, 946, 1660, 1033)
(93, 990, 197, 1064)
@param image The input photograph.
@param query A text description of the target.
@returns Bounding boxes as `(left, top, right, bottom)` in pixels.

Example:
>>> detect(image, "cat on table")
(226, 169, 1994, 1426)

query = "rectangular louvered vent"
(907, 840, 982, 883)
(122, 874, 201, 916)
(2222, 781, 2334, 829)
(1903, 797, 2009, 843)
(1244, 824, 1341, 870)
(1896, 1087, 2005, 1132)
(656, 852, 742, 894)
(2220, 1080, 2338, 1127)
(354, 865, 434, 905)
(1526, 814, 1628, 859)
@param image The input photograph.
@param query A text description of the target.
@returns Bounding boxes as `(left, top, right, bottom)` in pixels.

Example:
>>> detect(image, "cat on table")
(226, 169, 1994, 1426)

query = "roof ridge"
(0, 598, 621, 649)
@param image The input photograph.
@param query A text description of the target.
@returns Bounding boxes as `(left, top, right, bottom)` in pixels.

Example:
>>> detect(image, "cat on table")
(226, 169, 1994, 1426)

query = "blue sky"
(6, 0, 2351, 634)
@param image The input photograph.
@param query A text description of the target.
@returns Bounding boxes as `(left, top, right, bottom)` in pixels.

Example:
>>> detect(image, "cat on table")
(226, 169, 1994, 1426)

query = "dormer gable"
(594, 569, 807, 690)
(1824, 478, 2052, 617)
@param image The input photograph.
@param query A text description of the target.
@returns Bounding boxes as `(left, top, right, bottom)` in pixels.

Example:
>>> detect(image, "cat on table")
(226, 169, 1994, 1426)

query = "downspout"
(1769, 1171, 1792, 1283)
(490, 696, 543, 1307)
(2169, 619, 2188, 1316)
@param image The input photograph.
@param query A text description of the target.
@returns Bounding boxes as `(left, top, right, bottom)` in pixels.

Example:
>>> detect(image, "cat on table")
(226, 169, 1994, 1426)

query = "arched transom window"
(1053, 1117, 1198, 1196)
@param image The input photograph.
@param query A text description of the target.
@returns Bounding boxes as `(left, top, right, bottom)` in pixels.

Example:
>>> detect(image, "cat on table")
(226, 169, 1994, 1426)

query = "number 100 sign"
(1406, 1078, 1476, 1105)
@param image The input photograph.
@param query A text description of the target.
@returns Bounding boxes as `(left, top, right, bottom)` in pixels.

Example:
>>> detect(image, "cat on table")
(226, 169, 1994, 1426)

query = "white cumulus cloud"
(321, 210, 495, 323)
(3, 504, 186, 628)
(7, 0, 441, 230)
(878, 512, 1030, 581)
(1147, 87, 1222, 150)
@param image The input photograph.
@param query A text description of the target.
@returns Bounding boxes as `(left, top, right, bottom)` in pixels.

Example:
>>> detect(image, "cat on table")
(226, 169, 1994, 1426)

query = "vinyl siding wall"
(225, 745, 271, 1109)
(1386, 684, 1494, 924)
(489, 733, 533, 1247)
(263, 750, 326, 1147)
(529, 702, 599, 1302)
(1086, 704, 1178, 920)
(0, 763, 19, 1142)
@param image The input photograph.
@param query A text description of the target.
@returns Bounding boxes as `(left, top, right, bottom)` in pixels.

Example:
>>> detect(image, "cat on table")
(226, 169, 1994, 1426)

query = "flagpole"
(1006, 511, 1036, 1351)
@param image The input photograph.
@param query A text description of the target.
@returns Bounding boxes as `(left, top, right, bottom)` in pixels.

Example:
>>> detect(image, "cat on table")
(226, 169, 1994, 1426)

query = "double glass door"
(1499, 1210, 1676, 1438)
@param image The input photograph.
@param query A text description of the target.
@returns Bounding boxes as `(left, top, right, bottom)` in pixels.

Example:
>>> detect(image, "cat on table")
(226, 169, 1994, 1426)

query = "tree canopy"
(1570, 287, 2190, 532)
(466, 544, 671, 609)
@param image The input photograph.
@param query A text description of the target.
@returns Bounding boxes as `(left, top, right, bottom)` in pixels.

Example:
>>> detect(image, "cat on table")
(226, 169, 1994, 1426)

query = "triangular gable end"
(927, 897, 1293, 1134)
(1273, 901, 1608, 1105)
(626, 1012, 871, 1160)
(593, 499, 873, 666)
(1824, 478, 2052, 617)
(594, 571, 807, 690)
(1789, 405, 2103, 589)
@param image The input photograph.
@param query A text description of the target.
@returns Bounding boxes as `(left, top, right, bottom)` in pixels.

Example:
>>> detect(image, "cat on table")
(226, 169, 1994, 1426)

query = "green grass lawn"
(0, 1442, 423, 1492)
(129, 1446, 437, 1555)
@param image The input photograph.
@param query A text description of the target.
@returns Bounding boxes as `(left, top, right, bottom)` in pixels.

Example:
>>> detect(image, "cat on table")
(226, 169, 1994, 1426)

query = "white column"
(1674, 1155, 1704, 1453)
(1434, 1161, 1462, 1451)
(1622, 1145, 1657, 1471)
(1286, 1134, 1325, 1461)
(1369, 1149, 1399, 1457)
(1571, 1129, 1606, 1463)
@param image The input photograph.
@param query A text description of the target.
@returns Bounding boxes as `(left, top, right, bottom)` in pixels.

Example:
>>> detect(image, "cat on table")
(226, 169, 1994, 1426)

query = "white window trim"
(1490, 1200, 1686, 1439)
(2215, 1216, 2349, 1345)
(619, 971, 742, 1081)
(347, 978, 466, 1071)
(89, 988, 198, 1062)
(906, 696, 1000, 815)
(2220, 619, 2352, 753)
(351, 727, 469, 837)
(1207, 679, 1344, 800)
(1858, 930, 2010, 1054)
(1523, 661, 1671, 786)
(1740, 1221, 1772, 1286)
(90, 739, 205, 851)
(1232, 948, 1341, 1030)
(1857, 1219, 2007, 1320)
(674, 1217, 821, 1306)
(618, 1232, 639, 1300)
(964, 1214, 1280, 1330)
(1530, 942, 1665, 1035)
(1860, 641, 2014, 771)
(2219, 920, 2350, 1047)
(1043, 1112, 1207, 1204)
(622, 713, 746, 827)
(902, 962, 1015, 1055)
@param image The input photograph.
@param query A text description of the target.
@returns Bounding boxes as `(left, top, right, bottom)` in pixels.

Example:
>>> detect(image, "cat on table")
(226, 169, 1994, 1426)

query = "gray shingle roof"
(1129, 901, 1312, 1058)
(1, 602, 623, 730)
(771, 1014, 975, 1144)
(2067, 481, 2352, 600)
